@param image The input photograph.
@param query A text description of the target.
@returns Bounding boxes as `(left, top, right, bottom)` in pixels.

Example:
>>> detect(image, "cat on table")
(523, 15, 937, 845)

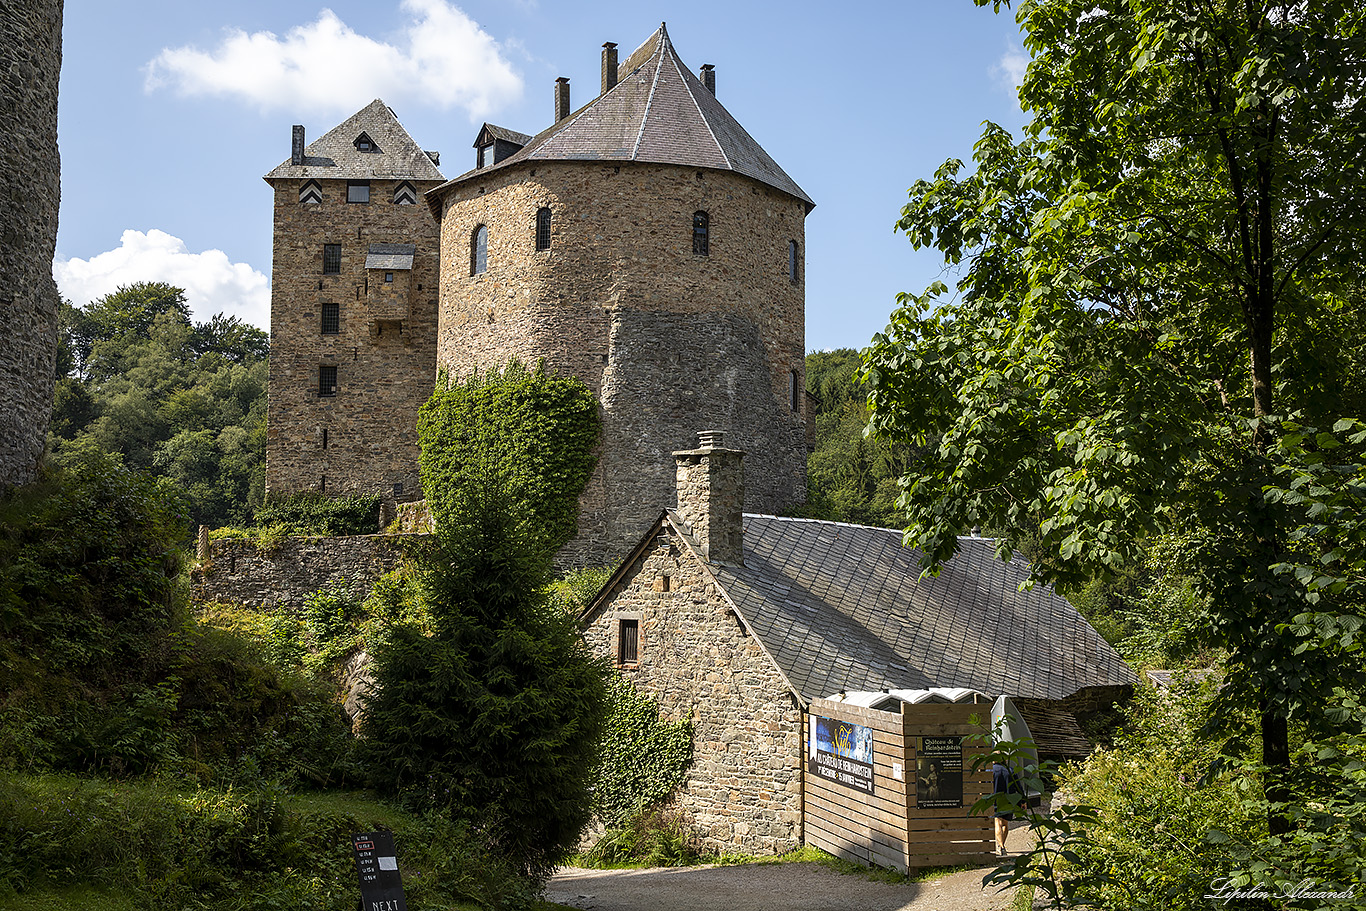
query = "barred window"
(319, 364, 337, 396)
(618, 618, 639, 665)
(321, 303, 339, 334)
(692, 211, 709, 256)
(323, 244, 341, 274)
(471, 224, 488, 275)
(535, 207, 551, 251)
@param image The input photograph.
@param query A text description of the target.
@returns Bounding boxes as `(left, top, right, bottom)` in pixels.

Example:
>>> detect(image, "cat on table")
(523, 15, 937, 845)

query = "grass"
(3, 885, 136, 911)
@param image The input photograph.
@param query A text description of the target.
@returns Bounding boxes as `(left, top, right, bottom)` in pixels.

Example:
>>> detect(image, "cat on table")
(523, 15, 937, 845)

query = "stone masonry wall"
(0, 0, 62, 487)
(582, 521, 803, 855)
(192, 533, 416, 609)
(434, 161, 807, 565)
(266, 177, 441, 500)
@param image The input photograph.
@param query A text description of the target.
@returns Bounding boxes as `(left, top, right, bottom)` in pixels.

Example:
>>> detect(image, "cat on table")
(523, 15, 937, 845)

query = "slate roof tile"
(430, 24, 813, 211)
(264, 99, 444, 183)
(713, 516, 1137, 702)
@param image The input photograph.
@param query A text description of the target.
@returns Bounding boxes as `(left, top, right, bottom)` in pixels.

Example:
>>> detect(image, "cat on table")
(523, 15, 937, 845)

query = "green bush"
(585, 807, 700, 867)
(253, 491, 383, 536)
(0, 775, 534, 910)
(360, 474, 609, 886)
(418, 360, 599, 558)
(0, 457, 358, 785)
(1050, 680, 1264, 909)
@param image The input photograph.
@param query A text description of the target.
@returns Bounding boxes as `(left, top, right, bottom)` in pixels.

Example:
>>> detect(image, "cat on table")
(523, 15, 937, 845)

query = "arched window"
(692, 211, 709, 256)
(535, 207, 551, 251)
(471, 224, 488, 275)
(789, 240, 800, 283)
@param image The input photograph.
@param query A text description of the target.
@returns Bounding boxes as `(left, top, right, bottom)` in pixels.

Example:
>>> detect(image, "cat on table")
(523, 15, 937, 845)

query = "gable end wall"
(582, 527, 802, 854)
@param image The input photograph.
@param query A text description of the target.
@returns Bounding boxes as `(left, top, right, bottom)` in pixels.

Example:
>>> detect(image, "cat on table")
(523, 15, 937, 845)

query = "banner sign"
(915, 735, 964, 808)
(808, 714, 875, 795)
(352, 830, 407, 911)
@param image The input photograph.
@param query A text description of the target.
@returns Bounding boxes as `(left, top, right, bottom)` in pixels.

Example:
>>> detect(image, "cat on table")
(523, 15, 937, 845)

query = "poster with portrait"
(808, 715, 875, 795)
(915, 736, 964, 808)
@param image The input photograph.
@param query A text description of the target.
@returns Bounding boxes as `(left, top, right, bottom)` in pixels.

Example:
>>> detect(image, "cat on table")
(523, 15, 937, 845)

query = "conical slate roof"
(431, 24, 813, 210)
(264, 99, 443, 182)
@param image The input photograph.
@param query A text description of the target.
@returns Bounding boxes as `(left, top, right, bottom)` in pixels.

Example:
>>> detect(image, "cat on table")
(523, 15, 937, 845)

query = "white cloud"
(991, 45, 1029, 92)
(144, 0, 522, 120)
(55, 230, 271, 329)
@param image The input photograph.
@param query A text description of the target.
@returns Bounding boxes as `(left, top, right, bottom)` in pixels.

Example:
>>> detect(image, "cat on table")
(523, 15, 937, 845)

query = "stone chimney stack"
(601, 42, 619, 95)
(291, 125, 305, 165)
(673, 430, 744, 565)
(555, 76, 571, 122)
(699, 64, 715, 95)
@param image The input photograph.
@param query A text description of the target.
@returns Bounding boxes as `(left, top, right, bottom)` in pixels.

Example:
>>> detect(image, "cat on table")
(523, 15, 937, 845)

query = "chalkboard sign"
(352, 830, 407, 911)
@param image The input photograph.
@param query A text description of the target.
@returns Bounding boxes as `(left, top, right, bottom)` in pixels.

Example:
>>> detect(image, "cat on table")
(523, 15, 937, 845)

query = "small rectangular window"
(384, 272, 394, 283)
(321, 428, 329, 449)
(319, 364, 337, 396)
(791, 369, 800, 413)
(618, 618, 639, 665)
(393, 482, 404, 497)
(535, 207, 552, 251)
(347, 180, 370, 203)
(692, 211, 709, 256)
(323, 244, 341, 274)
(321, 303, 339, 334)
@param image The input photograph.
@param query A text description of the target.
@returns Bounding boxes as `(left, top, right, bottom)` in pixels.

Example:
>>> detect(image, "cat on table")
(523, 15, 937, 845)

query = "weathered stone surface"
(264, 172, 441, 500)
(0, 0, 62, 487)
(191, 533, 417, 609)
(434, 162, 808, 565)
(582, 522, 803, 855)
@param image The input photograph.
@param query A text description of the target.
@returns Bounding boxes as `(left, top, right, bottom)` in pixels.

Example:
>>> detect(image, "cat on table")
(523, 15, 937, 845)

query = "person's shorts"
(992, 763, 1014, 820)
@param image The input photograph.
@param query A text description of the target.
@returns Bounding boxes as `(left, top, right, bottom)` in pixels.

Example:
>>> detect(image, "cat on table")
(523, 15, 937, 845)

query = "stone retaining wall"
(192, 533, 420, 608)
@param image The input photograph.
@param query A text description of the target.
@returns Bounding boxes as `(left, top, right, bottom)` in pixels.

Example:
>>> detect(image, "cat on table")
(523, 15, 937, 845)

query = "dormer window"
(477, 143, 494, 169)
(354, 132, 380, 153)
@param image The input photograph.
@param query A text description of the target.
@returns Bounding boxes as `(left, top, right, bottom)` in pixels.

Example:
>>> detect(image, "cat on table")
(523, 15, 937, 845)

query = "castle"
(263, 25, 813, 562)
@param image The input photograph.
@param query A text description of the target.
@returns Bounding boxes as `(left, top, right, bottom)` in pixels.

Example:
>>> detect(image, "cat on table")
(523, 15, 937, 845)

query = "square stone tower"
(262, 100, 444, 501)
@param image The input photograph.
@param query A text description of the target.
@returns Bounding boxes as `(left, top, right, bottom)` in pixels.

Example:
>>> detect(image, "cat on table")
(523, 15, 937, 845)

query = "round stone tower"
(427, 25, 814, 564)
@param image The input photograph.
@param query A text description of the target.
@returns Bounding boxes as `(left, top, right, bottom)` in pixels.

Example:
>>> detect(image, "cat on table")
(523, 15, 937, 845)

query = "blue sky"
(55, 0, 1029, 352)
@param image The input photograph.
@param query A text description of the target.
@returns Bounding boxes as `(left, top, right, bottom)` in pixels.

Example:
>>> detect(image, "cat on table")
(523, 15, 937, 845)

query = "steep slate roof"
(708, 515, 1137, 703)
(264, 99, 444, 182)
(430, 24, 813, 211)
(364, 243, 416, 270)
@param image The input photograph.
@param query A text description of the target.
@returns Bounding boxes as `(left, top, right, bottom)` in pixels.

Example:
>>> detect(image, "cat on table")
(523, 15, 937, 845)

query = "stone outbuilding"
(580, 433, 1137, 855)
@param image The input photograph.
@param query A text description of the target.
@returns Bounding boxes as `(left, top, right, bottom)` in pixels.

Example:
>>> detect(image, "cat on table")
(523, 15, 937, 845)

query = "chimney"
(425, 150, 440, 166)
(291, 125, 305, 165)
(555, 76, 571, 122)
(699, 64, 715, 95)
(673, 430, 744, 565)
(601, 42, 619, 95)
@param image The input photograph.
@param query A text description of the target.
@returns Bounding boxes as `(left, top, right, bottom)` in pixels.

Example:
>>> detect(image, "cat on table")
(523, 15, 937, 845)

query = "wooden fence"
(803, 698, 996, 871)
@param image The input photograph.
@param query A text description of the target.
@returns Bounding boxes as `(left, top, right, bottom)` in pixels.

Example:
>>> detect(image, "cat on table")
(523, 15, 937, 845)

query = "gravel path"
(545, 825, 1031, 911)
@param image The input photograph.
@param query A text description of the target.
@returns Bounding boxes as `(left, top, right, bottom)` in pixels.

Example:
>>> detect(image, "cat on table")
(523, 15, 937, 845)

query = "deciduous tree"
(863, 0, 1366, 836)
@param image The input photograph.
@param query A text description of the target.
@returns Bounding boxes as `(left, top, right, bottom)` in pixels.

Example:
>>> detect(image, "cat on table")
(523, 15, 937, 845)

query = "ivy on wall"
(253, 491, 383, 537)
(593, 673, 694, 827)
(417, 360, 600, 559)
